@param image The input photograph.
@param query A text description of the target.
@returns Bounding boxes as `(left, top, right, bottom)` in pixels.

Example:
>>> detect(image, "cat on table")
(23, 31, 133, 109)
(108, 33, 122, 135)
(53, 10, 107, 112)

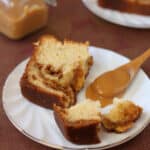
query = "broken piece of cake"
(20, 35, 93, 109)
(53, 100, 101, 144)
(102, 98, 143, 133)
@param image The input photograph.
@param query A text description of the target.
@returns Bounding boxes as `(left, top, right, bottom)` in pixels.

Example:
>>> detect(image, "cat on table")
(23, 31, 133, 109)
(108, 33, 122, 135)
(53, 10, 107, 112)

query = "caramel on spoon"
(86, 48, 150, 107)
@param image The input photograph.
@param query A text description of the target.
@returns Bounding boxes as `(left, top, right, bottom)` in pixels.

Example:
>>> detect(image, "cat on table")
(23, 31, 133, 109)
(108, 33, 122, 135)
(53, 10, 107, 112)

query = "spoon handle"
(131, 48, 150, 70)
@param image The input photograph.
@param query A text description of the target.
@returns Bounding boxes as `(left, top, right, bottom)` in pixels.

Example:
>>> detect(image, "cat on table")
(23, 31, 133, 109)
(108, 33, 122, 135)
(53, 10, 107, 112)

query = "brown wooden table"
(0, 0, 150, 150)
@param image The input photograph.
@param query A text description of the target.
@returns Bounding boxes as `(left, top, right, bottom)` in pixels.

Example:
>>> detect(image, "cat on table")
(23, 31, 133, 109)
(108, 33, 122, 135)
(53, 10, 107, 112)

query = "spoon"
(86, 48, 150, 107)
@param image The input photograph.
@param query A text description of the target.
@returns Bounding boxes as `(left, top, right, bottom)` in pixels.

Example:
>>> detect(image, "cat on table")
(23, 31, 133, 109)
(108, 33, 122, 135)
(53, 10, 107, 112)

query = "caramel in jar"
(0, 0, 48, 39)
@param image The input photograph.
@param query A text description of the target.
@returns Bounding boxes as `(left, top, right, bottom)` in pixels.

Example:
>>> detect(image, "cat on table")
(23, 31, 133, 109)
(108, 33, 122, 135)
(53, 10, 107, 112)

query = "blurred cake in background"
(98, 0, 150, 16)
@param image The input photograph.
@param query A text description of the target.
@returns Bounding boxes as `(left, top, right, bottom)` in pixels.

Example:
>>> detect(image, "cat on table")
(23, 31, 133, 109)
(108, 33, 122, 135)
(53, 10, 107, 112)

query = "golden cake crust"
(20, 73, 75, 109)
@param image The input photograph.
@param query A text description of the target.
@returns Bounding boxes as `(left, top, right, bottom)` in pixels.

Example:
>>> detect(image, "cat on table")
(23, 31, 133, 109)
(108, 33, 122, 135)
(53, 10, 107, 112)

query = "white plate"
(82, 0, 150, 29)
(2, 46, 150, 150)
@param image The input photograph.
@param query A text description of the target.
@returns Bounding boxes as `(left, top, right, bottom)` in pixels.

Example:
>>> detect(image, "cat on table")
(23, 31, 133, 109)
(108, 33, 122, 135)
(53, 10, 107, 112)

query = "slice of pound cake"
(54, 100, 101, 144)
(20, 35, 93, 109)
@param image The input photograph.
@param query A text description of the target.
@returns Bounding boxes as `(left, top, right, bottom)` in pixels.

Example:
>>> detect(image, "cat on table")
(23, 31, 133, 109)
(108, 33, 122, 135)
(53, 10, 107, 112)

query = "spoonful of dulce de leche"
(86, 48, 150, 107)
